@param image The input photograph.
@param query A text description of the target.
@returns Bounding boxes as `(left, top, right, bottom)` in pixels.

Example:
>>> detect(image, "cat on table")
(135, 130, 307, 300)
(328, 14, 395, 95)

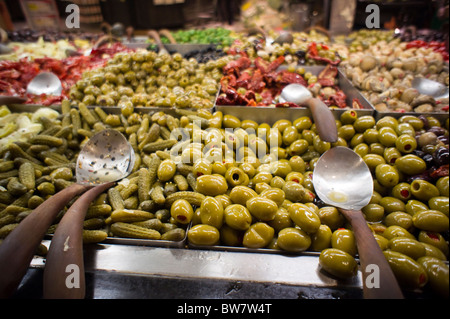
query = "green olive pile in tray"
(68, 50, 229, 109)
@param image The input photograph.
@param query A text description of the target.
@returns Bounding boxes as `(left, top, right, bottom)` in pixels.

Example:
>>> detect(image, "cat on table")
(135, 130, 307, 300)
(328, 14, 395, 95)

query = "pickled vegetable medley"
(1, 105, 448, 296)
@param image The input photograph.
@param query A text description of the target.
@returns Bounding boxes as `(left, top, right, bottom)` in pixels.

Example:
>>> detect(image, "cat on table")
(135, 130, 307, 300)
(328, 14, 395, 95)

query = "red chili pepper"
(309, 42, 318, 56)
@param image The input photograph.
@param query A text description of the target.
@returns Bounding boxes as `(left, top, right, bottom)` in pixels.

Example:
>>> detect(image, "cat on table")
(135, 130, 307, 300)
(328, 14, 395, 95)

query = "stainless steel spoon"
(411, 77, 449, 99)
(0, 72, 63, 105)
(279, 83, 338, 143)
(313, 146, 403, 299)
(0, 129, 135, 298)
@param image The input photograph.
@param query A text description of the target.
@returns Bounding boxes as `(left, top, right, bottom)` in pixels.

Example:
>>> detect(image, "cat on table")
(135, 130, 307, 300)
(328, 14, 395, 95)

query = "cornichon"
(110, 222, 161, 240)
(165, 191, 206, 207)
(142, 140, 177, 153)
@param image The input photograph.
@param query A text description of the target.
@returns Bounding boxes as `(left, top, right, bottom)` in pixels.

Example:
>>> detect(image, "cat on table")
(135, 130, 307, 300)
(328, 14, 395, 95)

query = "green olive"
(188, 224, 220, 246)
(383, 147, 402, 165)
(410, 180, 440, 201)
(395, 134, 417, 154)
(288, 155, 306, 173)
(418, 231, 449, 257)
(252, 171, 273, 185)
(229, 185, 258, 206)
(379, 196, 405, 214)
(196, 174, 228, 196)
(378, 126, 398, 147)
(267, 207, 293, 232)
(362, 203, 385, 222)
(317, 206, 345, 230)
(384, 211, 413, 230)
(220, 224, 244, 246)
(374, 234, 389, 250)
(383, 250, 428, 289)
(362, 128, 379, 144)
(293, 116, 313, 131)
(331, 228, 357, 256)
(282, 180, 306, 202)
(388, 237, 426, 260)
(436, 176, 449, 196)
(269, 176, 285, 189)
(428, 196, 449, 216)
(193, 159, 213, 177)
(338, 124, 356, 141)
(353, 115, 376, 133)
(288, 203, 321, 234)
(222, 115, 241, 129)
(405, 199, 428, 216)
(382, 225, 415, 240)
(412, 210, 449, 232)
(224, 204, 252, 231)
(417, 256, 449, 298)
(363, 154, 386, 171)
(259, 188, 285, 207)
(319, 248, 358, 279)
(421, 242, 447, 261)
(242, 222, 274, 248)
(200, 196, 224, 229)
(310, 224, 332, 252)
(277, 227, 311, 252)
(170, 199, 194, 224)
(391, 182, 412, 201)
(376, 115, 398, 130)
(395, 154, 426, 176)
(157, 159, 176, 182)
(270, 160, 292, 178)
(246, 196, 278, 221)
(369, 142, 385, 156)
(282, 126, 299, 146)
(287, 139, 309, 156)
(272, 119, 292, 133)
(353, 143, 369, 158)
(225, 166, 249, 187)
(375, 164, 399, 188)
(398, 115, 424, 131)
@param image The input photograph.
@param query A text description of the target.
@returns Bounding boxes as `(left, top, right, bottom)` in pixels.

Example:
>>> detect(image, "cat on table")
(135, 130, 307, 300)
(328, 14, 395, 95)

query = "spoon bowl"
(313, 146, 372, 210)
(279, 83, 338, 143)
(411, 77, 449, 99)
(26, 72, 63, 96)
(313, 146, 404, 299)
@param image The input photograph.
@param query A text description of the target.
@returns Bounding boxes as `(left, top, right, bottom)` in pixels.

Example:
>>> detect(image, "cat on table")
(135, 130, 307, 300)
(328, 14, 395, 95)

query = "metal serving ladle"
(0, 129, 135, 298)
(0, 72, 63, 105)
(411, 77, 449, 100)
(313, 146, 403, 299)
(279, 83, 338, 143)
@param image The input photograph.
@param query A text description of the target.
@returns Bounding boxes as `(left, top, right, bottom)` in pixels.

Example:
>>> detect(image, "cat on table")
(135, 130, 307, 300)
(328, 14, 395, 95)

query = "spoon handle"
(43, 182, 114, 299)
(305, 98, 338, 143)
(340, 209, 404, 299)
(0, 183, 89, 298)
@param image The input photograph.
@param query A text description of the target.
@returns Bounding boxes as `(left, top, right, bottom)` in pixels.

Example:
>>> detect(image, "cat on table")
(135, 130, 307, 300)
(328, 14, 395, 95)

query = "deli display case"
(0, 0, 448, 303)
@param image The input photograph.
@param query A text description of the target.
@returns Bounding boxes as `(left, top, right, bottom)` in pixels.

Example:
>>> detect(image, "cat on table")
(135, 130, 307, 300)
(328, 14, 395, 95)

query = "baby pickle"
(319, 248, 358, 279)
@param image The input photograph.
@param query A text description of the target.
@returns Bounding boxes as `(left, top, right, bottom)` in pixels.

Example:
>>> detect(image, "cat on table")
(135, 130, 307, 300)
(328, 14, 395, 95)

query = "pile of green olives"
(69, 49, 231, 110)
(182, 109, 448, 297)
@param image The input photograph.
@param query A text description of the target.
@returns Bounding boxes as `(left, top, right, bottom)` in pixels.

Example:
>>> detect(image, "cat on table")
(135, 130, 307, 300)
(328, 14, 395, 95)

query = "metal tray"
(215, 66, 375, 123)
